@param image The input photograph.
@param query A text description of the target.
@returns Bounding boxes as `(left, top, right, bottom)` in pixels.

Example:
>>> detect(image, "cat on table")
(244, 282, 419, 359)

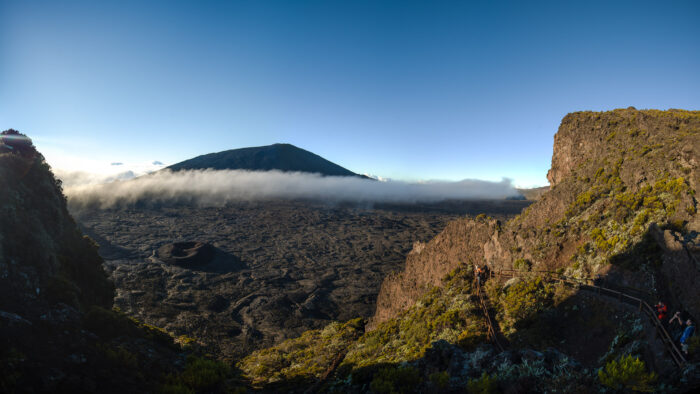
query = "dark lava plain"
(73, 199, 530, 358)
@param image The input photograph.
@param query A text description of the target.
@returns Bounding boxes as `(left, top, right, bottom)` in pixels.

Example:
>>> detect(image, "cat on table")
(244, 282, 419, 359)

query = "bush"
(83, 306, 140, 340)
(687, 336, 700, 357)
(0, 348, 24, 393)
(428, 371, 449, 389)
(369, 365, 421, 394)
(598, 355, 657, 392)
(513, 258, 531, 272)
(177, 355, 231, 392)
(500, 277, 554, 326)
(44, 275, 81, 307)
(96, 343, 138, 369)
(239, 318, 364, 385)
(466, 372, 498, 394)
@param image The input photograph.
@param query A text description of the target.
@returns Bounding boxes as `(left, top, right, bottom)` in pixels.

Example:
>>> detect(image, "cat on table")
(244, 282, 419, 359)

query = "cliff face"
(0, 131, 205, 393)
(371, 108, 699, 326)
(0, 135, 113, 314)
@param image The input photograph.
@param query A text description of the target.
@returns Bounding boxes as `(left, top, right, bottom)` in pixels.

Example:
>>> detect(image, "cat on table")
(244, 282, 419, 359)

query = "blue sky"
(1, 0, 699, 187)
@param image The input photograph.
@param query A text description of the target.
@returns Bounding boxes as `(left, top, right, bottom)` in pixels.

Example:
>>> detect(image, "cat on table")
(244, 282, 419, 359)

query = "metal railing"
(474, 278, 505, 352)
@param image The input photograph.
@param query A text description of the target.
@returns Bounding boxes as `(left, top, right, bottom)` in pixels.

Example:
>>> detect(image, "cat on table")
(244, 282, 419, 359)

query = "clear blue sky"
(2, 0, 699, 187)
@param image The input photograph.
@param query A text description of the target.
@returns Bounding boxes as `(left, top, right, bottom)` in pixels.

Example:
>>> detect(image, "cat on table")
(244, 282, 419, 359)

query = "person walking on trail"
(669, 311, 684, 341)
(680, 319, 695, 355)
(474, 264, 482, 285)
(482, 264, 490, 281)
(655, 301, 668, 322)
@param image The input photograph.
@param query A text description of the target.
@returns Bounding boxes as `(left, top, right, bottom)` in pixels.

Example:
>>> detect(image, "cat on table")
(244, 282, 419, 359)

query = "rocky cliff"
(0, 130, 113, 315)
(371, 108, 698, 327)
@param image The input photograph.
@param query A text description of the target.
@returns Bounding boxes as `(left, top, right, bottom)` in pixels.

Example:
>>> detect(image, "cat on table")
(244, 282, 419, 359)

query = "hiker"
(680, 319, 695, 355)
(474, 264, 482, 285)
(482, 264, 490, 281)
(669, 311, 684, 341)
(655, 301, 668, 322)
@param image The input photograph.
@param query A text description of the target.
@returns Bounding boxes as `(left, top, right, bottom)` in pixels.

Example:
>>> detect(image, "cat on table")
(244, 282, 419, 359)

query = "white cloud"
(64, 169, 520, 209)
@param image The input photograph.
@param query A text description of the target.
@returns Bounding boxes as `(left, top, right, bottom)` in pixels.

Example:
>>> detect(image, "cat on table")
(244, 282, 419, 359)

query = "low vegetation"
(598, 355, 657, 392)
(161, 355, 244, 394)
(341, 268, 486, 369)
(239, 318, 364, 387)
(369, 365, 422, 394)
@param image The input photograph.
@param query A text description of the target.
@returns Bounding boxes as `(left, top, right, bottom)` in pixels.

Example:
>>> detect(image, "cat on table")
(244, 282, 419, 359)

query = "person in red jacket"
(655, 301, 668, 322)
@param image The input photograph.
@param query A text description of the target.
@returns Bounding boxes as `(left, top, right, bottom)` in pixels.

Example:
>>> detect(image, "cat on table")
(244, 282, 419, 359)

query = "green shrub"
(83, 306, 140, 339)
(513, 258, 531, 272)
(83, 306, 177, 349)
(590, 227, 621, 252)
(0, 348, 24, 393)
(240, 318, 364, 385)
(96, 343, 138, 369)
(598, 355, 657, 392)
(141, 322, 177, 346)
(457, 329, 488, 351)
(44, 275, 81, 307)
(687, 336, 700, 357)
(500, 277, 554, 325)
(466, 372, 498, 394)
(428, 371, 449, 389)
(176, 355, 231, 392)
(369, 365, 421, 394)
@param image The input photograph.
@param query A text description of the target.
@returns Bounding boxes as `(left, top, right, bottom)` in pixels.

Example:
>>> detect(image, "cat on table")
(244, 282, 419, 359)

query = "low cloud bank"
(63, 169, 521, 209)
(55, 169, 139, 187)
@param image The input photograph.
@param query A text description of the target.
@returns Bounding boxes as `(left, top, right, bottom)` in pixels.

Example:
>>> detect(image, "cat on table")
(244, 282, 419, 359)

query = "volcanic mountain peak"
(167, 143, 365, 177)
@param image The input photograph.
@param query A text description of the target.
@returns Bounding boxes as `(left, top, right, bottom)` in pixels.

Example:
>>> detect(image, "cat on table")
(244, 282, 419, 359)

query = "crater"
(156, 241, 215, 266)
